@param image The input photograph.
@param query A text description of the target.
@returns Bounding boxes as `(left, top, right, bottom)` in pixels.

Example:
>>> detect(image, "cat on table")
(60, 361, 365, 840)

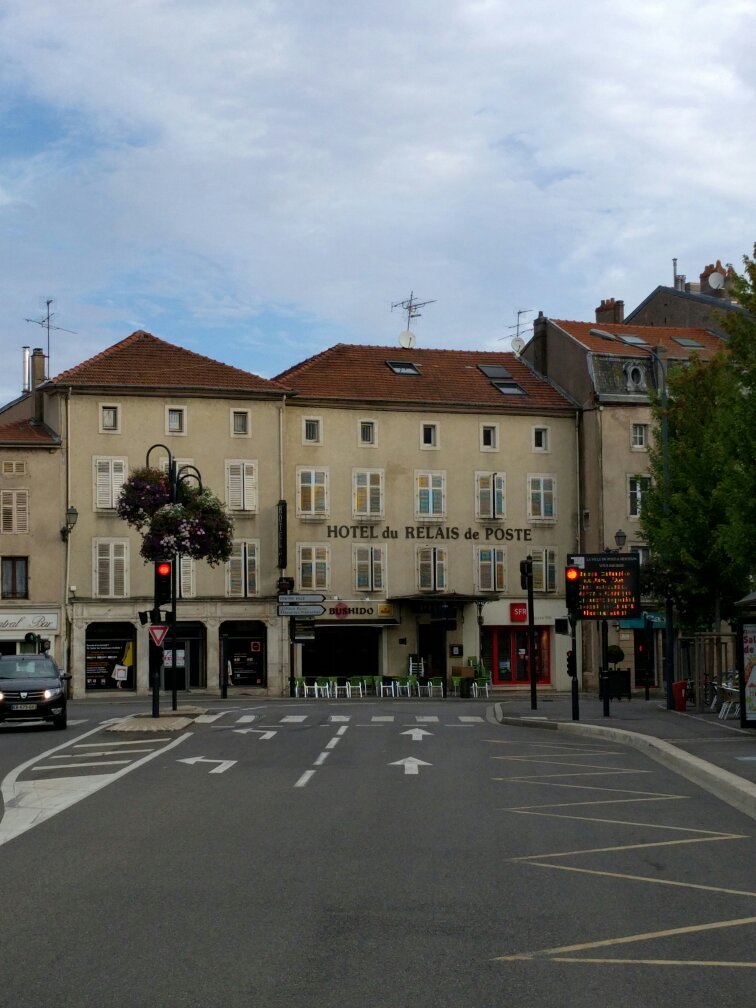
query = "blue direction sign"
(277, 603, 326, 616)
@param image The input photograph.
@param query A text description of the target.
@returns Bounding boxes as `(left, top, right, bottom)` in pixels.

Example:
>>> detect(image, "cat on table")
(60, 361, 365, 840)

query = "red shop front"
(481, 624, 552, 686)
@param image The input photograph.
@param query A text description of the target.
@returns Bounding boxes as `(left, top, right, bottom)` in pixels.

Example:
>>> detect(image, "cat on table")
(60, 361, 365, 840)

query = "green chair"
(348, 677, 365, 697)
(427, 676, 444, 698)
(451, 676, 462, 697)
(316, 677, 332, 698)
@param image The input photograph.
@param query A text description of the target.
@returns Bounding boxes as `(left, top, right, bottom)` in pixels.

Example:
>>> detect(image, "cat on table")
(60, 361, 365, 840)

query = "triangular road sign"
(148, 625, 169, 647)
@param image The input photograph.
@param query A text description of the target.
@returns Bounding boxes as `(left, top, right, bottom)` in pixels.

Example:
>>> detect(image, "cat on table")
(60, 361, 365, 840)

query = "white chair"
(472, 677, 490, 698)
(302, 679, 319, 698)
(427, 677, 444, 698)
(333, 680, 350, 698)
(380, 679, 396, 697)
(348, 677, 364, 697)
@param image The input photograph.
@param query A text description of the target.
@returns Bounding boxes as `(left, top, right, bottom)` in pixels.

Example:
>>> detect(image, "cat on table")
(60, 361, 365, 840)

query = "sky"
(1, 0, 754, 405)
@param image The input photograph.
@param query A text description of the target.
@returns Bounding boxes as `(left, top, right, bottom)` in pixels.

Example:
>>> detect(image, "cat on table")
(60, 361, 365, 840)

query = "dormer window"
(624, 362, 647, 393)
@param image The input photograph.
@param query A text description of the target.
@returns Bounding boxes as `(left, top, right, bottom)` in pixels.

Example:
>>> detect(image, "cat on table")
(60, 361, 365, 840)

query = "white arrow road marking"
(390, 756, 432, 775)
(177, 757, 236, 774)
(232, 728, 277, 739)
(401, 728, 433, 742)
(1, 729, 191, 847)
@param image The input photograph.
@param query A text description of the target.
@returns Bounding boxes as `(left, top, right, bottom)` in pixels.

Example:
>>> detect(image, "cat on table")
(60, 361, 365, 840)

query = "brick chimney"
(595, 298, 625, 324)
(700, 260, 727, 298)
(31, 347, 46, 423)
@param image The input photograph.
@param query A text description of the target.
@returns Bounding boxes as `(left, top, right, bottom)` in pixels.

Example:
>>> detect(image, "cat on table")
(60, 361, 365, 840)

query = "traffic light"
(565, 564, 580, 611)
(519, 558, 532, 590)
(154, 559, 173, 606)
(566, 650, 577, 677)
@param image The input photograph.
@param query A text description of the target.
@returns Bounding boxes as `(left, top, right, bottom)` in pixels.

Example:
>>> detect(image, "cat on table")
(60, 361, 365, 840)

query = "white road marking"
(371, 716, 394, 722)
(415, 716, 439, 723)
(33, 760, 132, 770)
(236, 715, 256, 723)
(325, 737, 340, 749)
(336, 726, 348, 736)
(458, 716, 484, 722)
(390, 756, 432, 776)
(0, 730, 192, 847)
(329, 716, 350, 722)
(194, 714, 224, 723)
(281, 715, 307, 723)
(50, 749, 154, 758)
(177, 757, 235, 774)
(294, 770, 315, 787)
(314, 752, 330, 765)
(402, 728, 433, 741)
(75, 739, 170, 747)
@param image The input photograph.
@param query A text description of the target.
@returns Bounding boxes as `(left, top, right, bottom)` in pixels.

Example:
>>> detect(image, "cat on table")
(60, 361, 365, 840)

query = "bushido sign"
(565, 554, 641, 620)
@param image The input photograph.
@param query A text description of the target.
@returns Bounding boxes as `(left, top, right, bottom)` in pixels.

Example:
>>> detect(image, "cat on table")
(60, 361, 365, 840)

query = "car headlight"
(43, 688, 64, 700)
(0, 691, 4, 701)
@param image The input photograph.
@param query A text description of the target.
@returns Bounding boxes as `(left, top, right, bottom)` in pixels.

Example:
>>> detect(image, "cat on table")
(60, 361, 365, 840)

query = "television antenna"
(499, 308, 535, 347)
(25, 299, 77, 378)
(391, 291, 436, 333)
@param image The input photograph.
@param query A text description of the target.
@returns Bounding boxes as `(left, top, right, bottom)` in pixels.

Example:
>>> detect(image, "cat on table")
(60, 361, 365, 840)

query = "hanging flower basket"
(117, 467, 171, 530)
(119, 467, 234, 566)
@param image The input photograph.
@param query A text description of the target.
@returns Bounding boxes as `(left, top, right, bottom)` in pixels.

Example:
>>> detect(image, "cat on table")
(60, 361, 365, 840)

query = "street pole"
(569, 613, 579, 721)
(525, 556, 537, 711)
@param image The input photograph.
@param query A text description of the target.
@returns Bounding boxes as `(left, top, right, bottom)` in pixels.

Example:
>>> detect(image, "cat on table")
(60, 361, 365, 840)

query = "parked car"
(0, 655, 70, 730)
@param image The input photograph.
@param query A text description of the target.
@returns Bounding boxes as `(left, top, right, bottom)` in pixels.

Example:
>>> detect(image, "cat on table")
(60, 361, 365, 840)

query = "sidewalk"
(492, 692, 756, 821)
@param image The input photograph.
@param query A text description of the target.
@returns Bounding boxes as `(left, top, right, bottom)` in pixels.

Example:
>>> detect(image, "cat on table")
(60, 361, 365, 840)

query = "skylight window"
(492, 379, 525, 395)
(672, 337, 704, 348)
(479, 364, 512, 379)
(387, 360, 420, 375)
(617, 334, 649, 347)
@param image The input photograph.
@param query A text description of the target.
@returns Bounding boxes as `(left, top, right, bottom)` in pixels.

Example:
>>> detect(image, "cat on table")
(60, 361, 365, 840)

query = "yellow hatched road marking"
(495, 916, 756, 963)
(519, 860, 756, 898)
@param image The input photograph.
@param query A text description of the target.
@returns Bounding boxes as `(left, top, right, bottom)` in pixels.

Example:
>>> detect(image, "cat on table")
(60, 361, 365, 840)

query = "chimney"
(700, 260, 726, 298)
(31, 348, 46, 423)
(595, 298, 625, 324)
(22, 347, 31, 393)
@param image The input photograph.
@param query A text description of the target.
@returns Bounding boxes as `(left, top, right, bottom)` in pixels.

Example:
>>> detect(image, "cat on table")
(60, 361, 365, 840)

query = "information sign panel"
(566, 553, 640, 620)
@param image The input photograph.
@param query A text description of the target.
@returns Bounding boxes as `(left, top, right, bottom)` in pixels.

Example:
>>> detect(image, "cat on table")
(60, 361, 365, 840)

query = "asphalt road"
(1, 698, 755, 1007)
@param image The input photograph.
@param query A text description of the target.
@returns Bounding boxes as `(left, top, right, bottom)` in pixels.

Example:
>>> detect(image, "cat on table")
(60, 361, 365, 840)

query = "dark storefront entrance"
(301, 625, 380, 680)
(417, 623, 447, 679)
(162, 622, 206, 691)
(220, 620, 267, 687)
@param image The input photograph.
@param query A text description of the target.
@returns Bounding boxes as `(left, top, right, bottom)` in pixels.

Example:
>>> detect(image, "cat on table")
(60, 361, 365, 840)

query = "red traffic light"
(566, 566, 579, 581)
(156, 561, 172, 577)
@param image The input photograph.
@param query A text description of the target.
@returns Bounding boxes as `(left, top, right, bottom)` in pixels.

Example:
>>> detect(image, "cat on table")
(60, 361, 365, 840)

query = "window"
(178, 556, 195, 599)
(417, 546, 447, 591)
(416, 471, 445, 518)
(531, 548, 557, 593)
(93, 540, 129, 598)
(631, 423, 648, 449)
(477, 547, 506, 592)
(2, 460, 26, 475)
(475, 472, 506, 519)
(298, 544, 330, 590)
(1, 556, 28, 598)
(359, 420, 375, 446)
(628, 475, 651, 517)
(354, 545, 385, 592)
(532, 427, 550, 451)
(99, 404, 120, 433)
(303, 417, 321, 444)
(297, 468, 328, 517)
(166, 406, 186, 435)
(631, 545, 651, 566)
(225, 461, 258, 512)
(421, 423, 438, 448)
(1, 490, 29, 534)
(387, 360, 420, 376)
(94, 457, 127, 510)
(481, 424, 498, 450)
(231, 410, 250, 437)
(527, 475, 556, 520)
(226, 540, 258, 597)
(353, 470, 383, 517)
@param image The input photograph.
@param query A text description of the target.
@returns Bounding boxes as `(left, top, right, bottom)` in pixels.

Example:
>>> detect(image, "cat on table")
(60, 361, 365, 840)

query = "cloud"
(0, 0, 753, 403)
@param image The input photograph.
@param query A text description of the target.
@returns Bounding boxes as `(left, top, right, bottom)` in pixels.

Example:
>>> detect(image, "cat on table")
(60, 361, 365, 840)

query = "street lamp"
(612, 335, 675, 710)
(60, 505, 79, 541)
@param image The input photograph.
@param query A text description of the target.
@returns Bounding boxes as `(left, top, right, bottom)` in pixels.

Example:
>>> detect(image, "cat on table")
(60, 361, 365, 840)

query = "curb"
(492, 703, 756, 823)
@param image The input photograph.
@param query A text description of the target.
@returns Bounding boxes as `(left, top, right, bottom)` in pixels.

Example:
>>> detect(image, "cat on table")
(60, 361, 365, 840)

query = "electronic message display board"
(565, 553, 641, 620)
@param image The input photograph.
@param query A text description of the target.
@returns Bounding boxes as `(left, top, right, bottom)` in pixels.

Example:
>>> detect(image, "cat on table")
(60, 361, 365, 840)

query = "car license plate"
(11, 703, 37, 711)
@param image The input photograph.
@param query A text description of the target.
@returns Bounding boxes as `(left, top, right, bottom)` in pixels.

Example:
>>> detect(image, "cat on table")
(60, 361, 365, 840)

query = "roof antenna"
(25, 298, 77, 379)
(391, 291, 436, 348)
(500, 308, 534, 354)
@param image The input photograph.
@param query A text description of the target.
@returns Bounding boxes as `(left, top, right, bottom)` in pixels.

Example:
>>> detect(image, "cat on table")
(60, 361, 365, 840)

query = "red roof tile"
(275, 344, 574, 411)
(49, 330, 290, 394)
(0, 419, 60, 446)
(551, 320, 723, 359)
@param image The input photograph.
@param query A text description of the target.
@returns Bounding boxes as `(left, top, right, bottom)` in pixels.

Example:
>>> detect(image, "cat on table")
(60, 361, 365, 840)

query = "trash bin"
(672, 680, 687, 711)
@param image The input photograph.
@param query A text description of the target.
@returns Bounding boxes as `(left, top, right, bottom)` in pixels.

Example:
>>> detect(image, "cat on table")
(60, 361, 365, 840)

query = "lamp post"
(612, 336, 675, 710)
(145, 445, 203, 714)
(60, 505, 79, 541)
(600, 528, 628, 717)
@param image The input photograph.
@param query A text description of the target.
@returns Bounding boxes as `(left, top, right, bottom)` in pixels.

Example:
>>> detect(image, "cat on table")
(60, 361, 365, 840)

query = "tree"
(640, 244, 755, 629)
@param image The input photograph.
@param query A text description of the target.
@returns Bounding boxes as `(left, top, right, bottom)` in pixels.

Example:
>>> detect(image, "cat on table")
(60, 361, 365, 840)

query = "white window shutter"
(495, 548, 506, 590)
(226, 541, 243, 596)
(95, 459, 113, 508)
(372, 547, 384, 589)
(355, 546, 370, 590)
(180, 556, 195, 598)
(243, 463, 257, 511)
(436, 547, 447, 589)
(95, 541, 110, 597)
(111, 459, 127, 504)
(226, 462, 243, 510)
(14, 491, 29, 533)
(478, 548, 493, 590)
(245, 541, 258, 595)
(112, 542, 127, 597)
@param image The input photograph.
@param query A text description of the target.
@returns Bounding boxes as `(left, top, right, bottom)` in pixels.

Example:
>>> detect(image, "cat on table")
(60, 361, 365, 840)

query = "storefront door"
(482, 627, 552, 686)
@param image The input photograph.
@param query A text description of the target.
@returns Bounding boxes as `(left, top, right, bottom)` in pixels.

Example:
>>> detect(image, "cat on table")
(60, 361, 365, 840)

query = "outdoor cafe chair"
(379, 678, 396, 698)
(333, 679, 350, 698)
(427, 677, 444, 698)
(348, 677, 365, 697)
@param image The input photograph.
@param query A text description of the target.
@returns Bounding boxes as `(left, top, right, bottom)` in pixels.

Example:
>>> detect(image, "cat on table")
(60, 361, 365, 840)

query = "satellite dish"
(399, 330, 416, 349)
(511, 336, 525, 356)
(708, 271, 724, 290)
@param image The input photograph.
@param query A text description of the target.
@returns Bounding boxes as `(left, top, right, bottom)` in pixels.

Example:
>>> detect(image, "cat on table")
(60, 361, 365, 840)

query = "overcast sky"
(1, 0, 754, 405)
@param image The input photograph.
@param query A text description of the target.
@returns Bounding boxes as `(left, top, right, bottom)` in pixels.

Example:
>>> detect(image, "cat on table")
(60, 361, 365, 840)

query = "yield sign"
(148, 625, 169, 647)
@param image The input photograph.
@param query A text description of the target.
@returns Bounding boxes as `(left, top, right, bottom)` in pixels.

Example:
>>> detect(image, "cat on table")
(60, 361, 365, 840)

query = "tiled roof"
(0, 419, 60, 446)
(48, 330, 290, 394)
(550, 320, 724, 359)
(275, 344, 574, 411)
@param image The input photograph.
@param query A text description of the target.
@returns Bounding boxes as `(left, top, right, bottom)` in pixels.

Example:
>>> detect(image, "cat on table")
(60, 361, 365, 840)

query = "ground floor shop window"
(85, 622, 136, 690)
(220, 620, 267, 687)
(481, 626, 551, 686)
